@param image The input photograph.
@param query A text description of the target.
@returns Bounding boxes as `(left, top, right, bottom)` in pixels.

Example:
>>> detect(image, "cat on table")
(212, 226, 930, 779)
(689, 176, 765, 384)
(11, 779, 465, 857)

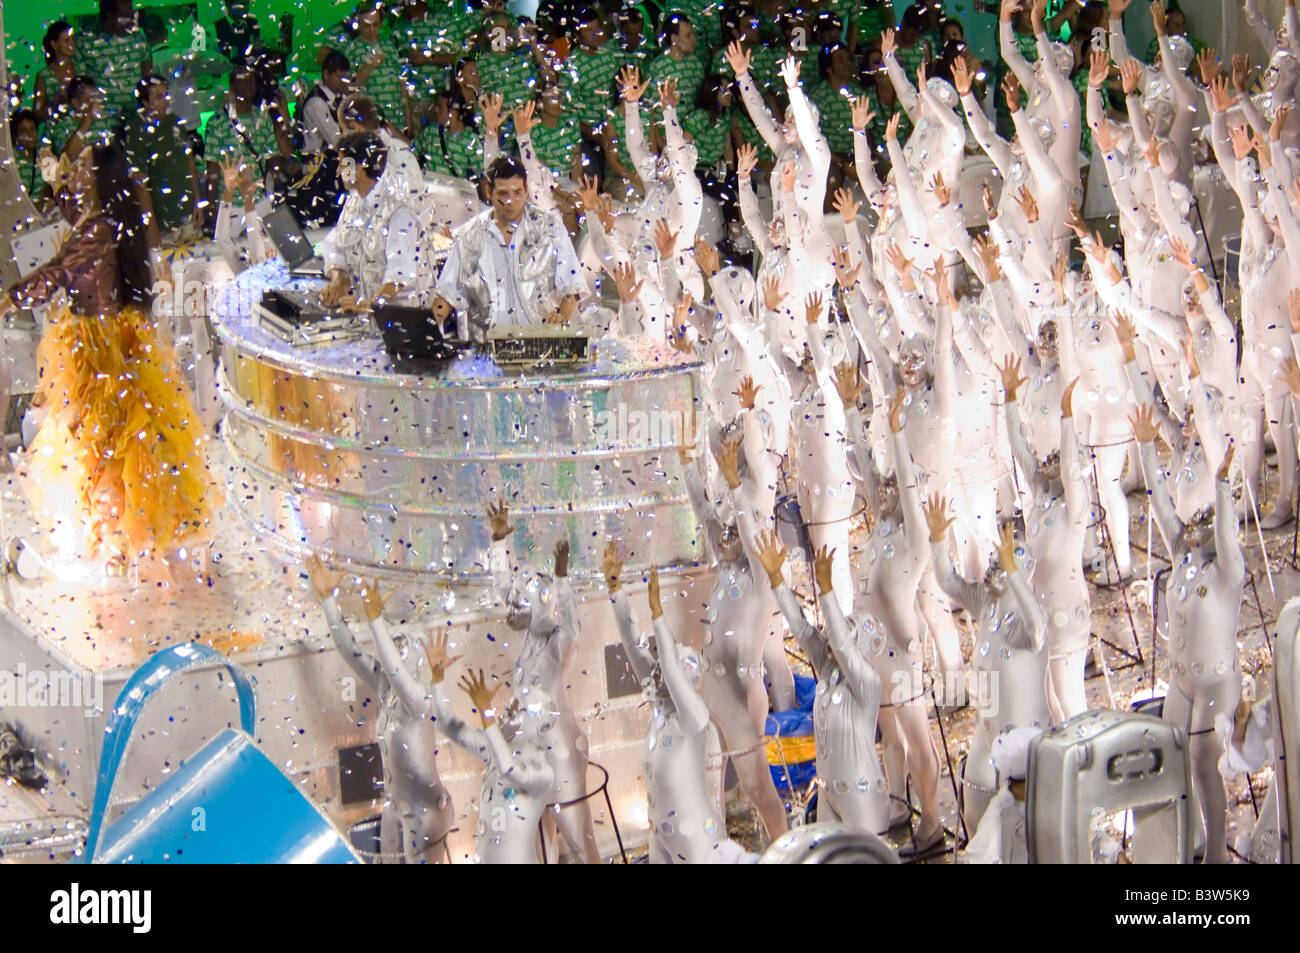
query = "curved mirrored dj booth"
(211, 262, 706, 593)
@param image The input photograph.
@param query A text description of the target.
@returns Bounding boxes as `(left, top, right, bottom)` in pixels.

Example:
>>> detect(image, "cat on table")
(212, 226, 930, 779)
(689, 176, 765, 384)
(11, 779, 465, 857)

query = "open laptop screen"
(262, 204, 317, 270)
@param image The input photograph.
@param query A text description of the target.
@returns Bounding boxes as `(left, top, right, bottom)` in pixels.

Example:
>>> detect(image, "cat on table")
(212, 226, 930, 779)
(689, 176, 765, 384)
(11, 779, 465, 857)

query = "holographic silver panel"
(212, 262, 708, 584)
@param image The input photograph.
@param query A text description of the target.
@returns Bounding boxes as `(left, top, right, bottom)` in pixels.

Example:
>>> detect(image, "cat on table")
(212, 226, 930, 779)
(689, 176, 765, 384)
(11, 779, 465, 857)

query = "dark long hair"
(91, 144, 152, 304)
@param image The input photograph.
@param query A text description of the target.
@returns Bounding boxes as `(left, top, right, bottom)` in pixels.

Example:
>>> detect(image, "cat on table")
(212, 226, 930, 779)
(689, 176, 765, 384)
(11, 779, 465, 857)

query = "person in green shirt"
(393, 0, 477, 101)
(683, 75, 735, 171)
(42, 77, 119, 160)
(648, 14, 706, 110)
(810, 44, 868, 160)
(10, 110, 49, 208)
(711, 9, 780, 95)
(416, 93, 486, 179)
(202, 65, 292, 184)
(564, 14, 629, 132)
(121, 77, 204, 237)
(34, 21, 78, 125)
(76, 0, 153, 124)
(892, 5, 933, 79)
(476, 13, 540, 112)
(525, 84, 583, 179)
(667, 0, 724, 50)
(343, 1, 411, 133)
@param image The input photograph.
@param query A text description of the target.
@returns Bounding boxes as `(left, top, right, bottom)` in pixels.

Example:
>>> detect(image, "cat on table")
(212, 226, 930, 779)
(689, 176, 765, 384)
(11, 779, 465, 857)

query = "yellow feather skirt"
(23, 302, 221, 558)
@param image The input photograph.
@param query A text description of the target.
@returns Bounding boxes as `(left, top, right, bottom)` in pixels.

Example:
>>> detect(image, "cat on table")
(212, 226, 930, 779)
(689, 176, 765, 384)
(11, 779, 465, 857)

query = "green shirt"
(528, 116, 582, 177)
(666, 1, 723, 49)
(344, 34, 408, 125)
(42, 108, 117, 156)
(710, 44, 781, 96)
(416, 122, 484, 179)
(14, 147, 43, 200)
(648, 52, 706, 110)
(565, 43, 629, 129)
(477, 50, 538, 110)
(122, 113, 196, 231)
(810, 79, 867, 156)
(894, 40, 931, 85)
(75, 28, 149, 121)
(393, 7, 483, 99)
(203, 105, 280, 168)
(683, 108, 729, 168)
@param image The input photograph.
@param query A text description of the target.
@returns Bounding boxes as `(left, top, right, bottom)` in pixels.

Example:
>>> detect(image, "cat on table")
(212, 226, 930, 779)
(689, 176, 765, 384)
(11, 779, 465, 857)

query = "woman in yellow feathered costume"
(0, 143, 218, 579)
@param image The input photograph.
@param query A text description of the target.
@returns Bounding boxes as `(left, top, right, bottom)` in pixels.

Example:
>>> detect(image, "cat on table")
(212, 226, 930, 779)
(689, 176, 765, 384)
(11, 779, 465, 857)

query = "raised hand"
(981, 182, 998, 220)
(973, 234, 1003, 281)
(1271, 104, 1292, 143)
(553, 539, 569, 578)
(479, 92, 505, 133)
(725, 41, 752, 77)
(602, 540, 623, 593)
(851, 96, 876, 131)
(885, 241, 914, 277)
(1196, 48, 1220, 86)
(512, 100, 538, 136)
(658, 75, 680, 110)
(653, 218, 680, 257)
(1151, 0, 1167, 36)
(1110, 310, 1138, 361)
(647, 565, 664, 620)
(780, 54, 801, 88)
(1251, 130, 1272, 169)
(930, 171, 951, 207)
(1030, 0, 1048, 32)
(693, 237, 720, 278)
(736, 142, 758, 179)
(1065, 201, 1088, 237)
(1089, 48, 1110, 87)
(812, 545, 837, 595)
(457, 668, 504, 727)
(1279, 356, 1300, 398)
(755, 529, 787, 589)
(781, 161, 798, 193)
(881, 28, 897, 59)
(1228, 122, 1253, 161)
(834, 361, 866, 406)
(1002, 72, 1021, 113)
(486, 497, 513, 542)
(998, 354, 1029, 402)
(304, 554, 344, 601)
(735, 374, 759, 410)
(833, 186, 861, 223)
(888, 385, 907, 433)
(425, 631, 462, 685)
(762, 274, 786, 311)
(1169, 234, 1197, 271)
(952, 56, 973, 96)
(359, 577, 394, 622)
(1109, 0, 1131, 15)
(1061, 377, 1079, 418)
(1014, 185, 1038, 223)
(922, 493, 955, 543)
(715, 436, 742, 489)
(1217, 443, 1235, 482)
(804, 291, 824, 326)
(613, 260, 643, 302)
(994, 522, 1019, 574)
(1184, 333, 1201, 379)
(1119, 59, 1143, 96)
(831, 243, 863, 288)
(1231, 54, 1250, 94)
(619, 65, 649, 103)
(885, 111, 902, 142)
(1128, 402, 1160, 443)
(1208, 75, 1235, 114)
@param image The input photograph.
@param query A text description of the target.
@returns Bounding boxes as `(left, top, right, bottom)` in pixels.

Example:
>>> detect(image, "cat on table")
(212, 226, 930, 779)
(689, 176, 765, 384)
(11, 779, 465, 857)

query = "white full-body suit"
(321, 597, 454, 863)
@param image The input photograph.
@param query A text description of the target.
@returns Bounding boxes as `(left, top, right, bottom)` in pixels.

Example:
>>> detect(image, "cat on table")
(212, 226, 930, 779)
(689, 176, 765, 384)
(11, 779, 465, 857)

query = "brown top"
(9, 213, 122, 316)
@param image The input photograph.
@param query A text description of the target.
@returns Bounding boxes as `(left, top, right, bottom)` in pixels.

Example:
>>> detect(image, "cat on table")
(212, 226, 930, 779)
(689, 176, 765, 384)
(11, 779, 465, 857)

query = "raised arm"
(647, 568, 710, 733)
(816, 557, 881, 706)
(1134, 407, 1184, 553)
(1000, 6, 1038, 90)
(1215, 449, 1244, 580)
(782, 57, 832, 184)
(961, 91, 1015, 177)
(728, 43, 785, 154)
(882, 36, 919, 120)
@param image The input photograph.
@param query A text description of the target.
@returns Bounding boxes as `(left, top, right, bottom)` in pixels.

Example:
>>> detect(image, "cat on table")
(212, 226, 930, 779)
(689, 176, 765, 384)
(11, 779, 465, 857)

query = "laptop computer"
(373, 304, 459, 372)
(262, 203, 327, 278)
